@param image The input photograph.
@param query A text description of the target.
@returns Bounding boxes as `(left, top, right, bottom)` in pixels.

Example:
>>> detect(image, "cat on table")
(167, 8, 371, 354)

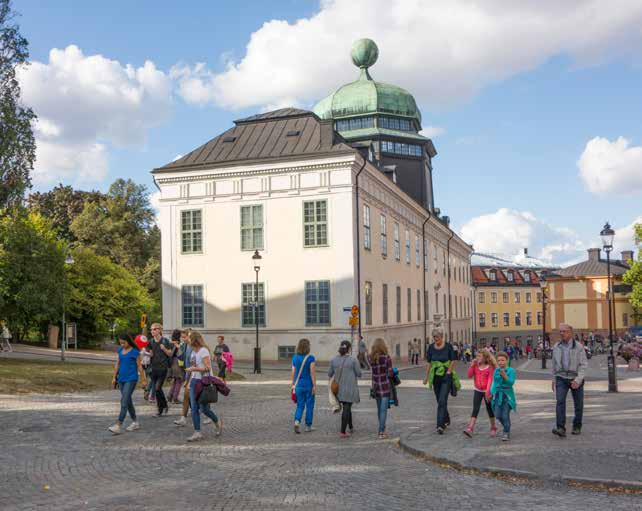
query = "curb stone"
(397, 434, 642, 492)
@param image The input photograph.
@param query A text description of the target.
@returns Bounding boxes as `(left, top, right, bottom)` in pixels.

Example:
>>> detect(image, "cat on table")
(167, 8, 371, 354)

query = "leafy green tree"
(27, 184, 104, 242)
(0, 211, 64, 339)
(0, 0, 36, 210)
(66, 246, 152, 343)
(623, 223, 642, 324)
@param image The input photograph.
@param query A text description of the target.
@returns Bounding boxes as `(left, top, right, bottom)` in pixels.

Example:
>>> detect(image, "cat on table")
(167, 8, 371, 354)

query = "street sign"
(140, 313, 147, 329)
(349, 316, 359, 327)
(343, 306, 352, 312)
(351, 305, 359, 317)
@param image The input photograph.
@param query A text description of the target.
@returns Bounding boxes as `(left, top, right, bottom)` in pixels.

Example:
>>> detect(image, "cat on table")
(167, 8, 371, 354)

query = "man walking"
(357, 335, 369, 370)
(552, 323, 588, 437)
(214, 335, 231, 380)
(149, 323, 172, 417)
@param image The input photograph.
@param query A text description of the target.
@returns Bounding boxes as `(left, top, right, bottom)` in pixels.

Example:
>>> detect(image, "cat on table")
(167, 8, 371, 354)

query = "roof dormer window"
(524, 272, 531, 282)
(489, 270, 497, 281)
(506, 271, 513, 282)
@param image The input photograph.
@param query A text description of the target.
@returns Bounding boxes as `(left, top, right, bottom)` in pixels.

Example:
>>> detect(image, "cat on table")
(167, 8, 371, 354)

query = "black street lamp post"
(540, 277, 547, 369)
(601, 222, 618, 393)
(252, 250, 262, 374)
(61, 252, 75, 362)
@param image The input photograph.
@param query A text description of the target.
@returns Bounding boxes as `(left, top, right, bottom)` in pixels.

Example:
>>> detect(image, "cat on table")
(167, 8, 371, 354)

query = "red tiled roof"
(472, 266, 543, 287)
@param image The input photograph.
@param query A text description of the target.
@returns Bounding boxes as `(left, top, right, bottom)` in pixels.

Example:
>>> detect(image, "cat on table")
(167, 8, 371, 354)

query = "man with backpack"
(214, 335, 232, 380)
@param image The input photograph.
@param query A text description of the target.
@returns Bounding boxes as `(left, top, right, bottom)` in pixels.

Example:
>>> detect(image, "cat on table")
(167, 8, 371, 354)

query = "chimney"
(621, 250, 634, 265)
(587, 248, 601, 262)
(523, 247, 528, 256)
(319, 119, 334, 147)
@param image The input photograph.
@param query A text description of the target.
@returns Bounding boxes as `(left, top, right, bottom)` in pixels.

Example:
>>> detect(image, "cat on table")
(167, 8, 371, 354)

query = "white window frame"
(303, 199, 328, 247)
(363, 204, 371, 250)
(240, 204, 264, 251)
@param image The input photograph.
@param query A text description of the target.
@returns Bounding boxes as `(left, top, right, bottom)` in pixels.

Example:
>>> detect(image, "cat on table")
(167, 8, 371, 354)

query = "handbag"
(291, 354, 310, 403)
(197, 367, 218, 405)
(331, 357, 347, 396)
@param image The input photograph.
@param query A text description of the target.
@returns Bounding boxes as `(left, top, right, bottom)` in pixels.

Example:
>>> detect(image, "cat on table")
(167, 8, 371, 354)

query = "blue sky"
(15, 0, 642, 264)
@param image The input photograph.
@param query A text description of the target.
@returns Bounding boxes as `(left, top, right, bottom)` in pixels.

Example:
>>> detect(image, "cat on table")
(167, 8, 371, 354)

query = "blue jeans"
(189, 378, 219, 432)
(294, 386, 315, 426)
(118, 380, 137, 423)
(432, 375, 451, 428)
(493, 399, 511, 433)
(375, 396, 389, 433)
(555, 376, 583, 429)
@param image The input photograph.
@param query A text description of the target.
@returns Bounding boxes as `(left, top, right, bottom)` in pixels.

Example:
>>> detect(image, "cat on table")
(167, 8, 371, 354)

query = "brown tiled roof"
(154, 108, 355, 173)
(548, 258, 629, 278)
(472, 266, 543, 287)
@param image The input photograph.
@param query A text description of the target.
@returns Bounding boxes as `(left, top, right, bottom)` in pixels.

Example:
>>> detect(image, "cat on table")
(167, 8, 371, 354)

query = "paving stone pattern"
(0, 380, 639, 510)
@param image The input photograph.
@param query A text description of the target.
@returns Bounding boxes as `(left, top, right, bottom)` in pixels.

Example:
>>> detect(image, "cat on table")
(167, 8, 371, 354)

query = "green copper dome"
(313, 39, 422, 127)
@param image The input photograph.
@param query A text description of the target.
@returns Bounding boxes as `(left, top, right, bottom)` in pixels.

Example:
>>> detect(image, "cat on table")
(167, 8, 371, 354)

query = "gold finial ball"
(351, 38, 378, 69)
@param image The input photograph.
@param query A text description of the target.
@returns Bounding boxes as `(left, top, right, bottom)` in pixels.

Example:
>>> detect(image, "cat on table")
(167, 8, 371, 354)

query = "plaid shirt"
(369, 354, 393, 397)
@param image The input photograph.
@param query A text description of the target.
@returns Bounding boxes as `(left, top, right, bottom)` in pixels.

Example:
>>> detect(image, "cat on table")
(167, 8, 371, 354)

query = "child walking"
(490, 352, 516, 441)
(463, 350, 497, 437)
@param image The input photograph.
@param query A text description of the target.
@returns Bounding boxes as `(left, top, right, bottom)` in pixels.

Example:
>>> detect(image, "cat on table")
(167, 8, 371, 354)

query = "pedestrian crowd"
(108, 321, 588, 444)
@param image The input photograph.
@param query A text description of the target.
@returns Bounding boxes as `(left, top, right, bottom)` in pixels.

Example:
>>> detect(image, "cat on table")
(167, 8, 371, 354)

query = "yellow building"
(472, 252, 554, 349)
(545, 248, 636, 339)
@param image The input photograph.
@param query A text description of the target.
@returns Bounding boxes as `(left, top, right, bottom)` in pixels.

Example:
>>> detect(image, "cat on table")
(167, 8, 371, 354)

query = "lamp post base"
(253, 347, 262, 374)
(607, 354, 618, 393)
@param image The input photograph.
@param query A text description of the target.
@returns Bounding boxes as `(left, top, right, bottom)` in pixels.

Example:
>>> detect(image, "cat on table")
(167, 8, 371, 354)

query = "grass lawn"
(0, 358, 246, 394)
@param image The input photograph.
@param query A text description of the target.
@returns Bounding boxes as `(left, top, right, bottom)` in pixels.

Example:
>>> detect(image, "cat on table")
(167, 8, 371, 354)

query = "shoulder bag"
(291, 354, 310, 403)
(197, 363, 219, 405)
(331, 357, 347, 396)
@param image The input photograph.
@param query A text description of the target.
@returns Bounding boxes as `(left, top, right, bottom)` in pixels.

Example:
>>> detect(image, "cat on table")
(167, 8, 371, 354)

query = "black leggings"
(151, 369, 168, 413)
(340, 402, 353, 433)
(471, 390, 494, 419)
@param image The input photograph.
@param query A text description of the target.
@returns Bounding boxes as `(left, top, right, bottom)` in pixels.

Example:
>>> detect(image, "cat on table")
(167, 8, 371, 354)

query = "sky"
(14, 0, 642, 265)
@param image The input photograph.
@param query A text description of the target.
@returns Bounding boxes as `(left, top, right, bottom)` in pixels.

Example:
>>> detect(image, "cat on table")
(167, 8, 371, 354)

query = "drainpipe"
(446, 230, 455, 343)
(421, 211, 432, 358)
(469, 250, 476, 346)
(354, 156, 367, 337)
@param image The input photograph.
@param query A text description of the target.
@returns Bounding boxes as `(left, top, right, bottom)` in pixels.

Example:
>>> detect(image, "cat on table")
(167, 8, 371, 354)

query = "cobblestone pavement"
(1, 380, 640, 511)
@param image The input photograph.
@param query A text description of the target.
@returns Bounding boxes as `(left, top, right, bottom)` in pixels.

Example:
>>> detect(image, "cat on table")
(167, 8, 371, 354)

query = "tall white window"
(478, 292, 485, 304)
(479, 313, 486, 328)
(305, 281, 331, 325)
(396, 286, 401, 322)
(181, 210, 203, 253)
(405, 229, 411, 264)
(182, 285, 204, 327)
(394, 223, 400, 261)
(241, 205, 264, 250)
(303, 200, 328, 247)
(382, 283, 388, 324)
(242, 283, 265, 327)
(442, 249, 446, 276)
(380, 214, 387, 257)
(363, 204, 371, 250)
(365, 281, 372, 325)
(433, 243, 438, 274)
(415, 237, 420, 267)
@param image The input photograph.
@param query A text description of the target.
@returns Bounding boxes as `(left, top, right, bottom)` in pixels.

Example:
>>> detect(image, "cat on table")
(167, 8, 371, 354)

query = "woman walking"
(369, 338, 394, 439)
(185, 331, 223, 442)
(423, 328, 456, 434)
(168, 329, 185, 404)
(291, 338, 317, 433)
(109, 333, 147, 435)
(463, 350, 497, 437)
(328, 340, 362, 438)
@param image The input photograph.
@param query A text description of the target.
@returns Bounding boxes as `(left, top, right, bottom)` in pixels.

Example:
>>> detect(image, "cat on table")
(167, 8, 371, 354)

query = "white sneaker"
(187, 432, 203, 442)
(294, 420, 301, 434)
(214, 418, 223, 437)
(108, 424, 122, 435)
(126, 421, 140, 432)
(202, 417, 212, 425)
(174, 416, 187, 427)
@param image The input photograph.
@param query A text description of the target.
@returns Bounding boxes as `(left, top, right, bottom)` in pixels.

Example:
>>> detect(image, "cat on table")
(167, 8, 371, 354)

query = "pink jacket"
(467, 364, 493, 394)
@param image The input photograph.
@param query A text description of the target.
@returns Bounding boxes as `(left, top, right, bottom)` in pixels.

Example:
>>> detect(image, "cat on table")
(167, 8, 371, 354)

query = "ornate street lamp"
(61, 252, 75, 362)
(601, 222, 617, 393)
(252, 250, 262, 374)
(539, 276, 548, 369)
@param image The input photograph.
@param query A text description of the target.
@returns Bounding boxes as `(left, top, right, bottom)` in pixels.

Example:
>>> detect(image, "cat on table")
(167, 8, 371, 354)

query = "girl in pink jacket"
(464, 350, 497, 437)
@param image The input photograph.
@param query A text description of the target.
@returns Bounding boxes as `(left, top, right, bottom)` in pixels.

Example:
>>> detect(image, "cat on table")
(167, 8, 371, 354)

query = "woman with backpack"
(291, 338, 317, 433)
(184, 331, 222, 442)
(328, 340, 362, 438)
(369, 338, 394, 439)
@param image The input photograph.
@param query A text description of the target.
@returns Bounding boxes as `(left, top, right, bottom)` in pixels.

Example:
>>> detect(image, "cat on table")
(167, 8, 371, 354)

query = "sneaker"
(294, 420, 301, 434)
(214, 418, 223, 437)
(501, 432, 510, 442)
(174, 416, 187, 427)
(552, 427, 567, 438)
(463, 428, 474, 438)
(304, 426, 315, 433)
(108, 424, 122, 435)
(378, 432, 389, 440)
(436, 427, 444, 435)
(126, 421, 140, 432)
(339, 432, 350, 439)
(187, 432, 203, 442)
(571, 426, 581, 435)
(202, 417, 212, 425)
(490, 427, 498, 437)
(149, 397, 156, 403)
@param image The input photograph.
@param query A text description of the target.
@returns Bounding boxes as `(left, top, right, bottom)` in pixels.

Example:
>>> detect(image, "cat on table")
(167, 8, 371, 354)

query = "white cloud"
(459, 208, 586, 265)
(18, 45, 172, 185)
(171, 0, 642, 112)
(612, 216, 642, 254)
(419, 126, 445, 138)
(578, 136, 642, 196)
